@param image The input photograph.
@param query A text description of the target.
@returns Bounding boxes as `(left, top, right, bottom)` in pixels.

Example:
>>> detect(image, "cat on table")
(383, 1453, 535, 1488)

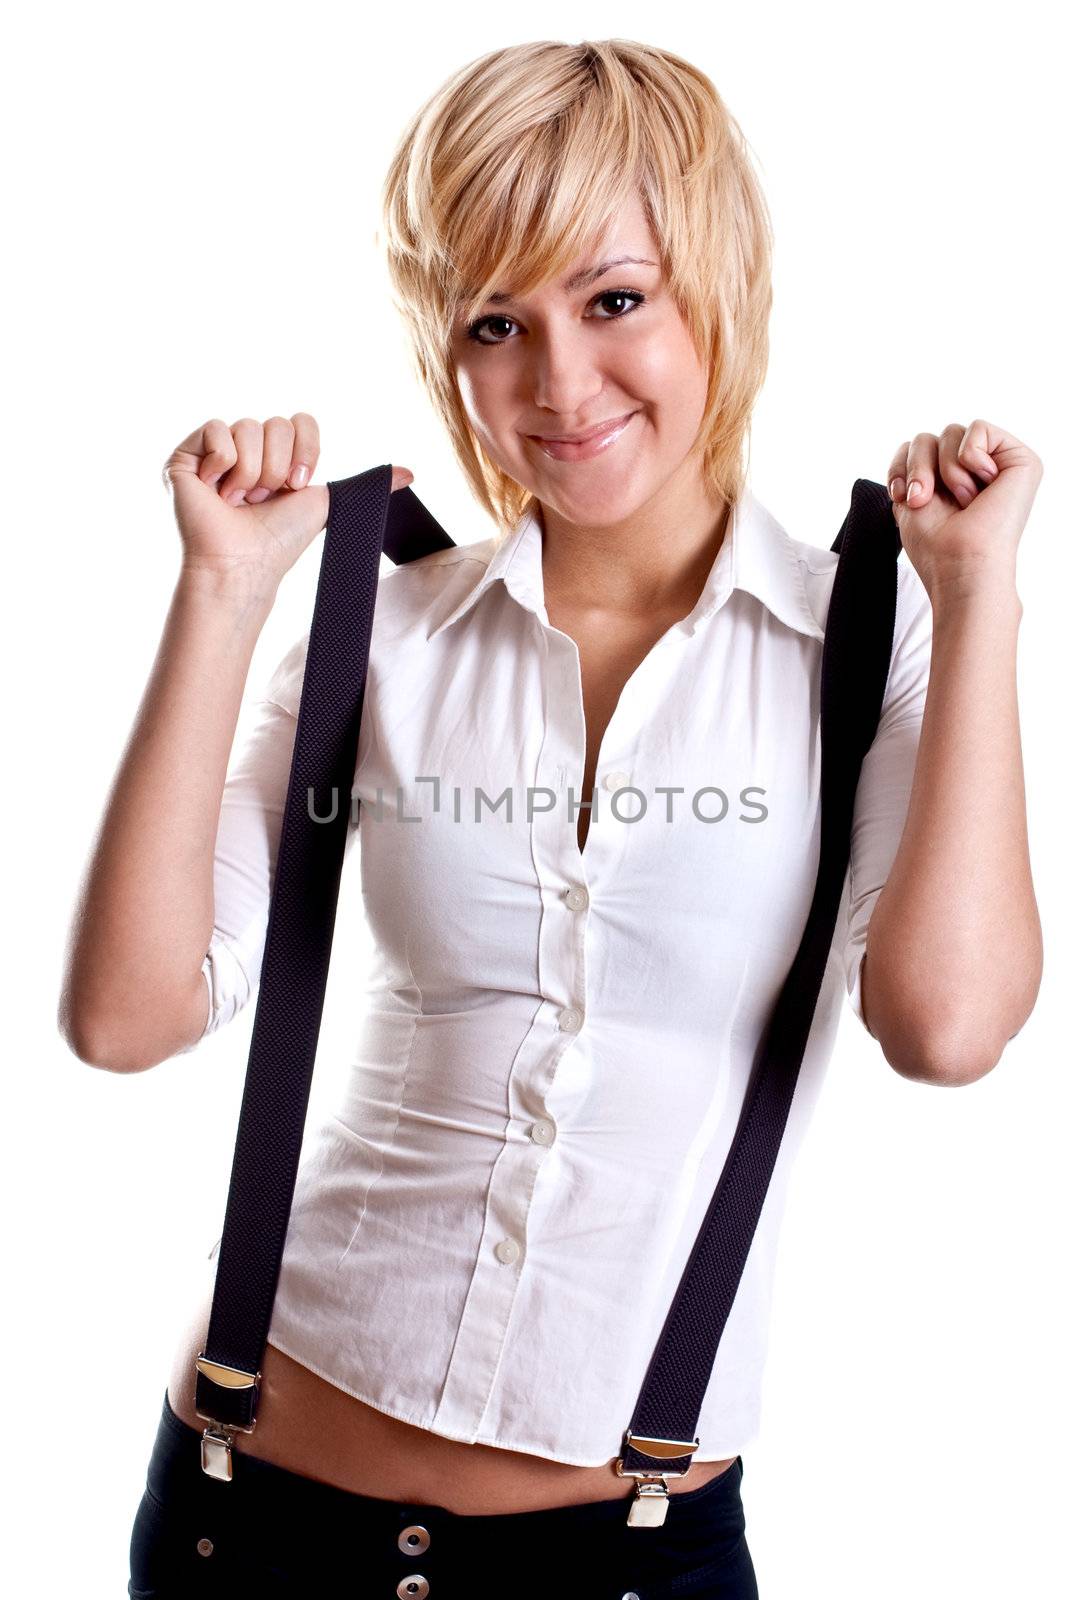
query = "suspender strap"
(615, 477, 902, 1524)
(193, 466, 453, 1476)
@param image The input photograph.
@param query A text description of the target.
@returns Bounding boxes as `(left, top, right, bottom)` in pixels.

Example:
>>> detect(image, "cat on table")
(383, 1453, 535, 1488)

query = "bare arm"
(862, 576, 1040, 1083)
(58, 413, 412, 1074)
(862, 421, 1043, 1084)
(58, 566, 279, 1072)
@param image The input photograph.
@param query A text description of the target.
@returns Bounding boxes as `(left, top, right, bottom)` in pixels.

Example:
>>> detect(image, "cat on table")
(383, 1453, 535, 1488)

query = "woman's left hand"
(887, 419, 1043, 598)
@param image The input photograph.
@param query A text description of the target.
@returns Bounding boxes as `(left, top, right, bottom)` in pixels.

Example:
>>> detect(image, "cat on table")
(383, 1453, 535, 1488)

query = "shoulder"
(369, 535, 500, 645)
(258, 537, 502, 714)
(770, 501, 930, 652)
(378, 534, 497, 597)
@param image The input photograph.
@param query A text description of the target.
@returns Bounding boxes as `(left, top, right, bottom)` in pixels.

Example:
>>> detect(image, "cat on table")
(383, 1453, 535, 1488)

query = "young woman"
(60, 37, 1042, 1600)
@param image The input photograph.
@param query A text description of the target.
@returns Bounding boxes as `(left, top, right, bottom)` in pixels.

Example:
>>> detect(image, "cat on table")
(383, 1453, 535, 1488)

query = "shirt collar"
(425, 483, 824, 643)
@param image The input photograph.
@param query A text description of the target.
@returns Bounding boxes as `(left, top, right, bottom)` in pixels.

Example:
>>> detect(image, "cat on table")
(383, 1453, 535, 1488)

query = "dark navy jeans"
(128, 1388, 759, 1598)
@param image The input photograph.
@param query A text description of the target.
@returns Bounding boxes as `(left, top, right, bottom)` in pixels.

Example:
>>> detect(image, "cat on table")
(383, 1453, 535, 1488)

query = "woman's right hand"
(162, 414, 414, 590)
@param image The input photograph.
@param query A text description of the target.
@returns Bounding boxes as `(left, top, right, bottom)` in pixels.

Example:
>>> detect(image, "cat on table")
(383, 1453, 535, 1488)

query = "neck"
(537, 462, 731, 620)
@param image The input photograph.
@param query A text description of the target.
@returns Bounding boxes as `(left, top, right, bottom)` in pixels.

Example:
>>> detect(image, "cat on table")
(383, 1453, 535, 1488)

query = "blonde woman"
(62, 37, 1042, 1600)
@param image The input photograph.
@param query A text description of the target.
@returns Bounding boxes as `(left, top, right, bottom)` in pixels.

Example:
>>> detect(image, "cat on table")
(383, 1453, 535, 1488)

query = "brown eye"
(465, 289, 646, 346)
(465, 314, 516, 345)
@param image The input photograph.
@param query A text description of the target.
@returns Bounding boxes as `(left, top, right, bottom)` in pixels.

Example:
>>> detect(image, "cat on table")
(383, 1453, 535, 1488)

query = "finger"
(905, 432, 939, 507)
(287, 411, 321, 490)
(198, 419, 238, 488)
(391, 465, 415, 492)
(246, 416, 296, 503)
(887, 440, 910, 503)
(958, 418, 1000, 483)
(218, 418, 264, 506)
(937, 422, 978, 507)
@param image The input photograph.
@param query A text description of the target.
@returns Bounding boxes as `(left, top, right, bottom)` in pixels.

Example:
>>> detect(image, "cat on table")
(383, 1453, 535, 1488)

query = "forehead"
(460, 188, 660, 310)
(483, 252, 659, 307)
(550, 191, 659, 284)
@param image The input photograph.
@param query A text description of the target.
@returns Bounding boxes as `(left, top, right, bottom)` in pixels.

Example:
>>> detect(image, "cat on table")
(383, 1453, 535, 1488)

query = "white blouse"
(200, 482, 933, 1465)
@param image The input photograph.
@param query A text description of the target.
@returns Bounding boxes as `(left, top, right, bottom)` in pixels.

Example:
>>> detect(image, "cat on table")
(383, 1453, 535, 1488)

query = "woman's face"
(451, 190, 710, 529)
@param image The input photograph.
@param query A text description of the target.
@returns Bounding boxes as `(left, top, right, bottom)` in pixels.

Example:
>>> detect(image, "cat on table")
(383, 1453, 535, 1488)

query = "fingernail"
(246, 487, 271, 503)
(226, 488, 246, 506)
(890, 477, 905, 501)
(290, 464, 308, 489)
(906, 479, 921, 504)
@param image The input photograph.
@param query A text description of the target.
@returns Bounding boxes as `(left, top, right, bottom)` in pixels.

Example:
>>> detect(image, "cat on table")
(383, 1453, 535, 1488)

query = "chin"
(549, 471, 652, 521)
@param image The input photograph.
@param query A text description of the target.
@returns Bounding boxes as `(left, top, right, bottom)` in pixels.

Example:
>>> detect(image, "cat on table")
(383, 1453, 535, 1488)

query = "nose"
(528, 324, 608, 426)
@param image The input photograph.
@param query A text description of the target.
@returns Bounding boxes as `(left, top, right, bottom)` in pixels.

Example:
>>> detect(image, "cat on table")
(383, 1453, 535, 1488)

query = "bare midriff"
(166, 1280, 737, 1516)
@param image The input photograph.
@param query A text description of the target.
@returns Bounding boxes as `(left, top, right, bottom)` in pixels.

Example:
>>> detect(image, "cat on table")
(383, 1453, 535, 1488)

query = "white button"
(495, 1237, 520, 1264)
(602, 770, 630, 791)
(530, 1120, 555, 1146)
(564, 885, 589, 911)
(559, 1006, 583, 1032)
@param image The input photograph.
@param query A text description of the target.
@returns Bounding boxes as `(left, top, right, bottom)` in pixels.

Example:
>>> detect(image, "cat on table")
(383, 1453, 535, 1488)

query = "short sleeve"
(842, 551, 934, 1035)
(197, 628, 361, 1043)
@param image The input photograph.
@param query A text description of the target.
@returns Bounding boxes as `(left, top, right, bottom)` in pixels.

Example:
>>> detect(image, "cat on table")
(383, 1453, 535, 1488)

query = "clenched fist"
(162, 413, 413, 591)
(887, 418, 1041, 600)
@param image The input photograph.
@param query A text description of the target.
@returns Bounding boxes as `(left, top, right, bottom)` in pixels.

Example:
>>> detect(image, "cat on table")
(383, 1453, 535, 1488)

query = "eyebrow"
(485, 255, 658, 305)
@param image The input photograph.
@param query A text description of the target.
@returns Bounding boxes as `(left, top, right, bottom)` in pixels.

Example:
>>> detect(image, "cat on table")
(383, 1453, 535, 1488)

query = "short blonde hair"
(378, 39, 774, 533)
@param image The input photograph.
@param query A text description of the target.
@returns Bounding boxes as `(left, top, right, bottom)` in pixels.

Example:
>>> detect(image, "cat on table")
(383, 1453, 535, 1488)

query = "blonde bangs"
(379, 39, 774, 531)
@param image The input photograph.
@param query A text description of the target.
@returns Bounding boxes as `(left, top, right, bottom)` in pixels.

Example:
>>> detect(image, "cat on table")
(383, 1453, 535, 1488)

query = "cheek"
(620, 325, 705, 413)
(453, 365, 482, 424)
(455, 363, 513, 444)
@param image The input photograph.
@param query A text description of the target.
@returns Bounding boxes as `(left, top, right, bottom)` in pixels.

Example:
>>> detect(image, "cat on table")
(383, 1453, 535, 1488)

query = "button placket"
(431, 1015, 547, 1432)
(530, 630, 589, 1068)
(435, 611, 588, 1423)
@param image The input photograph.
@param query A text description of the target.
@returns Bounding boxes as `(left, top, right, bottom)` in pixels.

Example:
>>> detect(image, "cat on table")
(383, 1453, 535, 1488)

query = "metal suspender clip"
(614, 1430, 700, 1527)
(194, 1354, 261, 1482)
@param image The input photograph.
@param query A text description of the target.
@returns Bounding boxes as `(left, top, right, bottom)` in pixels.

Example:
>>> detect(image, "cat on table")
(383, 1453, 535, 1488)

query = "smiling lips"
(529, 411, 638, 461)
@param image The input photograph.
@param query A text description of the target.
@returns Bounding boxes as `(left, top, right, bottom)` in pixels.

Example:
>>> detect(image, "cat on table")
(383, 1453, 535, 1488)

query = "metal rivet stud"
(196, 1537, 214, 1557)
(398, 1523, 430, 1555)
(395, 1578, 429, 1598)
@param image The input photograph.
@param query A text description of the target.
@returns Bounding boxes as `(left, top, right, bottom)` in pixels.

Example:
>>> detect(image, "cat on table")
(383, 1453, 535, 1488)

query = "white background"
(5, 2, 1063, 1595)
